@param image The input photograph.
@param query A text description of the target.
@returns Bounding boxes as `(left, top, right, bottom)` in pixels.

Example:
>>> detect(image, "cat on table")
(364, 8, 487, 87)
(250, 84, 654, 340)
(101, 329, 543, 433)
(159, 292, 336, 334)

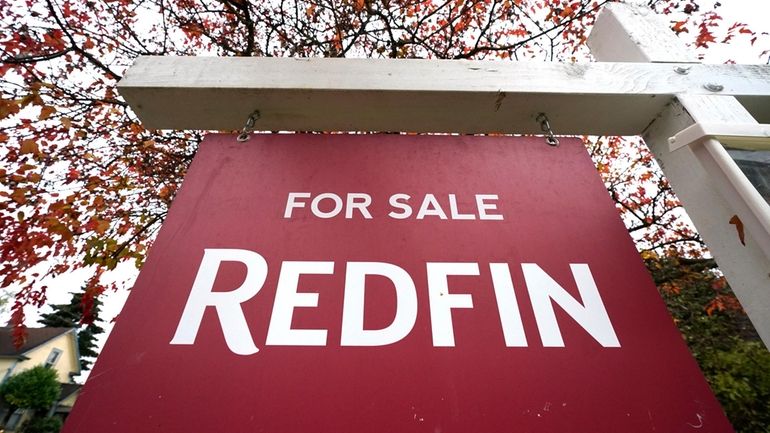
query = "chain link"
(536, 113, 559, 147)
(236, 110, 261, 142)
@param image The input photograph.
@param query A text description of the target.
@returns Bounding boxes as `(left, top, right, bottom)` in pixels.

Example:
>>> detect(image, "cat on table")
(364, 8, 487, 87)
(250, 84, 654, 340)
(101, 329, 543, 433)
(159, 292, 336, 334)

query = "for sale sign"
(63, 134, 734, 433)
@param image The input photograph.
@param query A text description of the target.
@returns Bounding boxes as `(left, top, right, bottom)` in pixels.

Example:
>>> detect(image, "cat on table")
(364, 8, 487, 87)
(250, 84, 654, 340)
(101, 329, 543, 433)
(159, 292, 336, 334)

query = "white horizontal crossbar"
(118, 57, 770, 135)
(669, 123, 770, 152)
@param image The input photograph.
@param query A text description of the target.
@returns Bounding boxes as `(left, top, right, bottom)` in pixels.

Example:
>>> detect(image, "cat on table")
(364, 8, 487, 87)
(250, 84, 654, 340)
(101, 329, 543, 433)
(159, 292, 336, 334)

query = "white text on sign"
(284, 192, 504, 220)
(169, 249, 621, 355)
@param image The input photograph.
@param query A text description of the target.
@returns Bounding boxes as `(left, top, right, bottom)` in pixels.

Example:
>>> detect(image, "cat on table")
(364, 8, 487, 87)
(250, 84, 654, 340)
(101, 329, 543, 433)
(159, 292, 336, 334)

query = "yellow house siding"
(0, 358, 17, 381)
(3, 332, 79, 383)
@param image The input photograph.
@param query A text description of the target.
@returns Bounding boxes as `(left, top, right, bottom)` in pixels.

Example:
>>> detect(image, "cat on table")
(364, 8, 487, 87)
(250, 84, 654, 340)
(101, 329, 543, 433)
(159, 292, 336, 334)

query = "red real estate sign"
(63, 134, 733, 433)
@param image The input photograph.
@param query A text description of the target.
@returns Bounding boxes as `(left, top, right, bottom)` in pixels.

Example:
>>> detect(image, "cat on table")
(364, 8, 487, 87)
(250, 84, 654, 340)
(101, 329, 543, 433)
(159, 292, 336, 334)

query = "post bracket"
(669, 123, 770, 152)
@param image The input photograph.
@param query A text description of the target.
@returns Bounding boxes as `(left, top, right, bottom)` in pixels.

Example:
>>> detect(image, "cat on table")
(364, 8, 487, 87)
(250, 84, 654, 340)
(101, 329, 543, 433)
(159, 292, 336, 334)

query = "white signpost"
(117, 3, 770, 346)
(589, 4, 770, 347)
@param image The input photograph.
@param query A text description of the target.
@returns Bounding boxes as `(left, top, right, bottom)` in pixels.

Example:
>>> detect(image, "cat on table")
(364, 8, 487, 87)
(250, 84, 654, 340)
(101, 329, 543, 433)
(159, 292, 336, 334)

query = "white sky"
(700, 0, 770, 64)
(2, 1, 768, 381)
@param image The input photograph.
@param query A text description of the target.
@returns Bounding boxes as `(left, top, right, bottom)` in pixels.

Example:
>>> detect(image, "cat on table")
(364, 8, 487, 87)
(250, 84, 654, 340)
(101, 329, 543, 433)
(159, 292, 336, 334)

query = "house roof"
(59, 382, 81, 400)
(0, 327, 74, 357)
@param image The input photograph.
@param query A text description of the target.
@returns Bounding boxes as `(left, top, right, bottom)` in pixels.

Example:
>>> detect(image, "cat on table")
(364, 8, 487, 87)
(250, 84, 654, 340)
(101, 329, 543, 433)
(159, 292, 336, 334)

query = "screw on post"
(536, 113, 559, 147)
(236, 110, 261, 142)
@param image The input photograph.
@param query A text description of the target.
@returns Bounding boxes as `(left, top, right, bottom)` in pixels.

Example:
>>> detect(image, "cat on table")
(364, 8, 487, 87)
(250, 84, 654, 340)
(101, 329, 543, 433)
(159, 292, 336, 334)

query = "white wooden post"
(589, 3, 770, 346)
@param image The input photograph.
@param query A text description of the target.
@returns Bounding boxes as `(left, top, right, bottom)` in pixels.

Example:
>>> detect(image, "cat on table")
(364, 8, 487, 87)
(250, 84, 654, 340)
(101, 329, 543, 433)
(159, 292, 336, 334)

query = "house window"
(5, 409, 24, 430)
(45, 348, 62, 367)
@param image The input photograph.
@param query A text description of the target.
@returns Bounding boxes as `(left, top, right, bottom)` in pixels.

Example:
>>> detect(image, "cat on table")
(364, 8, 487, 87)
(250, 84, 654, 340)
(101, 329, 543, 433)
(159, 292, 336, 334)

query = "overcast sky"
(702, 0, 770, 64)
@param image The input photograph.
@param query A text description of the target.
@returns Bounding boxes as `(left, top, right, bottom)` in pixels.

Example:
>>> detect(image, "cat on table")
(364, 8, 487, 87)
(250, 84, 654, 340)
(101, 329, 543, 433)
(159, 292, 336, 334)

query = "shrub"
(0, 366, 61, 410)
(22, 416, 63, 433)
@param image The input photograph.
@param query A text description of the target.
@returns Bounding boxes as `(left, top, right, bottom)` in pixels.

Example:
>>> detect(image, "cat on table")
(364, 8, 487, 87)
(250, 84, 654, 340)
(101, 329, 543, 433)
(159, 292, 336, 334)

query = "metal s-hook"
(236, 109, 261, 142)
(536, 113, 560, 147)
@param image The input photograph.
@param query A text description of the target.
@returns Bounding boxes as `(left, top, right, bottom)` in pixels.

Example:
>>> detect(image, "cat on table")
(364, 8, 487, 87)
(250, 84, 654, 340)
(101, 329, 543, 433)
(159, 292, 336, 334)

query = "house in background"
(0, 327, 82, 432)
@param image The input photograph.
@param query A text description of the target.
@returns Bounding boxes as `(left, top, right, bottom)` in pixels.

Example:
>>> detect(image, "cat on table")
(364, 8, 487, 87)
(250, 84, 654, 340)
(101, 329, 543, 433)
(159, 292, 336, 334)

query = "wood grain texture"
(588, 3, 698, 63)
(117, 56, 770, 133)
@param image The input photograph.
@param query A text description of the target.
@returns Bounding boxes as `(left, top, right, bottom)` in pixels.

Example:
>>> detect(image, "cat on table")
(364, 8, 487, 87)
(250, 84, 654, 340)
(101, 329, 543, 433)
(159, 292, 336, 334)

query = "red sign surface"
(63, 134, 733, 433)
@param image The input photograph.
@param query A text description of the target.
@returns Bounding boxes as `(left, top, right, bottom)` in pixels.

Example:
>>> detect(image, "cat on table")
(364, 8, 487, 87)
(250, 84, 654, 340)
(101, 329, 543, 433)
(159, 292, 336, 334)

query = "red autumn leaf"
(66, 167, 80, 182)
(43, 30, 67, 51)
(729, 214, 746, 246)
(671, 21, 688, 34)
(20, 139, 39, 155)
(39, 105, 57, 120)
(0, 98, 21, 119)
(10, 187, 28, 204)
(695, 25, 717, 48)
(11, 317, 27, 348)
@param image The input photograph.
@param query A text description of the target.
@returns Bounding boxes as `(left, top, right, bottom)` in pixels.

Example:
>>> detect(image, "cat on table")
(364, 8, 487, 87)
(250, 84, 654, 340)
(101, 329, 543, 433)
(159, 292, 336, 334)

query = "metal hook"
(236, 110, 261, 142)
(536, 113, 559, 147)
